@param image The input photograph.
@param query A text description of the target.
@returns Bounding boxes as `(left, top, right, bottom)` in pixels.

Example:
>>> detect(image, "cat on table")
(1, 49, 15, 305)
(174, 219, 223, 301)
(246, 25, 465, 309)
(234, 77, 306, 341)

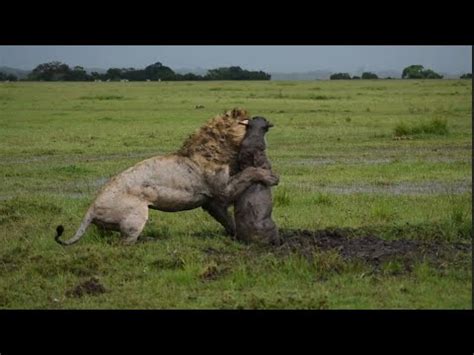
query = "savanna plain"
(0, 79, 471, 309)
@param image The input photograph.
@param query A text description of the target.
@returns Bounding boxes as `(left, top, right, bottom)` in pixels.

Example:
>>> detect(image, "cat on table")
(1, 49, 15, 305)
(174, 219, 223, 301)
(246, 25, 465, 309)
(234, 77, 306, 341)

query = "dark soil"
(199, 263, 229, 281)
(66, 277, 106, 298)
(276, 228, 471, 269)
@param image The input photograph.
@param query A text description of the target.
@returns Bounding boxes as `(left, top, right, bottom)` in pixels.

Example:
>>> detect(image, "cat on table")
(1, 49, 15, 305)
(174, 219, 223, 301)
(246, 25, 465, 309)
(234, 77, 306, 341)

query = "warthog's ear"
(239, 119, 249, 126)
(268, 122, 274, 128)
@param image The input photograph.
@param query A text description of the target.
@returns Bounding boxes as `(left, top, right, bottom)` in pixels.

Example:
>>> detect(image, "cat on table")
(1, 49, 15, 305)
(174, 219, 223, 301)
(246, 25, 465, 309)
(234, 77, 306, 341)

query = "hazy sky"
(0, 46, 471, 73)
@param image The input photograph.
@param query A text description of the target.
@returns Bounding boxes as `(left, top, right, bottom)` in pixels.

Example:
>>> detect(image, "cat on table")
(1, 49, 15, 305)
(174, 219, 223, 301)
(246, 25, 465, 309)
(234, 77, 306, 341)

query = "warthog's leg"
(119, 201, 149, 245)
(202, 200, 236, 237)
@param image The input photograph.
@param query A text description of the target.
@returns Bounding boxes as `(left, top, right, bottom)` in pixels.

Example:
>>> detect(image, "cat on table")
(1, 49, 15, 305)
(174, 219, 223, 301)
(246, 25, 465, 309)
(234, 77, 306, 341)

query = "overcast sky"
(0, 46, 471, 73)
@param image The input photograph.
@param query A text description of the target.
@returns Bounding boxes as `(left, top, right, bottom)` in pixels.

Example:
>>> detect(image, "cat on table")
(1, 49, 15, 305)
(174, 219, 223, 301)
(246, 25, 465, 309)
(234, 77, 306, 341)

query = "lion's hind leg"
(119, 200, 149, 245)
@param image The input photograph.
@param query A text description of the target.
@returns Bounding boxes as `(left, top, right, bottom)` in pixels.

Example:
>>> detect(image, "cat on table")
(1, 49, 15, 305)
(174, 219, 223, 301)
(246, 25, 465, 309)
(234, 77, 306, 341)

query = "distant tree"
(144, 62, 176, 81)
(402, 65, 424, 79)
(330, 73, 351, 80)
(176, 73, 205, 81)
(422, 69, 443, 79)
(402, 65, 443, 79)
(361, 72, 378, 79)
(204, 66, 270, 80)
(352, 76, 361, 80)
(105, 68, 123, 81)
(28, 61, 72, 81)
(66, 66, 91, 81)
(124, 68, 147, 81)
(254, 70, 271, 80)
(460, 73, 472, 79)
(90, 72, 104, 81)
(0, 72, 18, 81)
(206, 67, 233, 80)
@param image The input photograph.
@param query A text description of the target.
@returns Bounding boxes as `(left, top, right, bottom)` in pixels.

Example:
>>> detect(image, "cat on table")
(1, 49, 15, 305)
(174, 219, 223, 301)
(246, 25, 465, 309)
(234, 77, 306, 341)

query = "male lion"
(55, 108, 279, 245)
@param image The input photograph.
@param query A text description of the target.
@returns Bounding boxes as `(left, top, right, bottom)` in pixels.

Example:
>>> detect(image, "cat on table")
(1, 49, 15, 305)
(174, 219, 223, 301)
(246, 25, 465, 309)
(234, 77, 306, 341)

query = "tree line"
(329, 65, 470, 80)
(1, 62, 472, 82)
(330, 72, 380, 80)
(0, 62, 271, 82)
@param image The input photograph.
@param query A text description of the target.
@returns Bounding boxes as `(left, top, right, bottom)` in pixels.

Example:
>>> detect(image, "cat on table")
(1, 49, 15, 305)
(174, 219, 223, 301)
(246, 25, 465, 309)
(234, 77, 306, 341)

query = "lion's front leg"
(218, 167, 279, 204)
(202, 200, 236, 237)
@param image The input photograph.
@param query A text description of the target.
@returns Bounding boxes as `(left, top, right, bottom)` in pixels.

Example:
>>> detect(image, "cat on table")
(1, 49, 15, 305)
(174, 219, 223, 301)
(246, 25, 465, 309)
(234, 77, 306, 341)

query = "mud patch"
(276, 228, 471, 270)
(65, 277, 106, 298)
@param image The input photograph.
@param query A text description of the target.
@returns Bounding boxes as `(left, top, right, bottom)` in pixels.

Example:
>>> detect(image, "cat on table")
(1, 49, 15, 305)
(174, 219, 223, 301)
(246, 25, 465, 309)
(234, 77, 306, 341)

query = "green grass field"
(0, 79, 471, 309)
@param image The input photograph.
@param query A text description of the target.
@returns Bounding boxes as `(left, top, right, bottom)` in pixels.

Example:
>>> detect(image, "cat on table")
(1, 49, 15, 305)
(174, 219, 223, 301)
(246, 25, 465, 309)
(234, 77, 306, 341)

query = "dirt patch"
(276, 228, 471, 269)
(199, 248, 234, 281)
(65, 277, 106, 298)
(199, 262, 229, 281)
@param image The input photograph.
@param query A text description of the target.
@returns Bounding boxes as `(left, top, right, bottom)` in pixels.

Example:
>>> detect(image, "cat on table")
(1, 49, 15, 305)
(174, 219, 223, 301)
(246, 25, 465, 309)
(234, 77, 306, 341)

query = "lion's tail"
(55, 208, 94, 246)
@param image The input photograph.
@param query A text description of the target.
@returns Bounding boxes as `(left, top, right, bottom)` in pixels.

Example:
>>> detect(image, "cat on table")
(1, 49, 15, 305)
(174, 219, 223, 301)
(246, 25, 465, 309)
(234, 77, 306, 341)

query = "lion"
(55, 108, 279, 246)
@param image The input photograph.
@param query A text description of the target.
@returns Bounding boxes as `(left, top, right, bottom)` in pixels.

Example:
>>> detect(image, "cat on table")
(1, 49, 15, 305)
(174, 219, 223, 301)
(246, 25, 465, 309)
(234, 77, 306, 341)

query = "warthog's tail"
(55, 208, 94, 246)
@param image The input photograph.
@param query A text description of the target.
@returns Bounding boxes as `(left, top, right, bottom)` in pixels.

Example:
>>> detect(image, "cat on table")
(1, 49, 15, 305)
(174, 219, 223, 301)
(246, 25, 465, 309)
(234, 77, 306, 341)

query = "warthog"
(234, 116, 280, 245)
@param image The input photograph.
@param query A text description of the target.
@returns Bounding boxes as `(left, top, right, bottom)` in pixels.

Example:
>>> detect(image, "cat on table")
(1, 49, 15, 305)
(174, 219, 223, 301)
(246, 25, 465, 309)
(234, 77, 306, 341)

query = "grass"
(394, 118, 449, 137)
(79, 95, 125, 100)
(0, 79, 471, 309)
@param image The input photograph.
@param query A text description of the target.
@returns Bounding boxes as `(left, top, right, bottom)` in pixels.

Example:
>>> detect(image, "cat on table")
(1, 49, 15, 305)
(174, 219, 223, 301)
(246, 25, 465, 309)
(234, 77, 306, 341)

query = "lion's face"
(223, 108, 250, 148)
